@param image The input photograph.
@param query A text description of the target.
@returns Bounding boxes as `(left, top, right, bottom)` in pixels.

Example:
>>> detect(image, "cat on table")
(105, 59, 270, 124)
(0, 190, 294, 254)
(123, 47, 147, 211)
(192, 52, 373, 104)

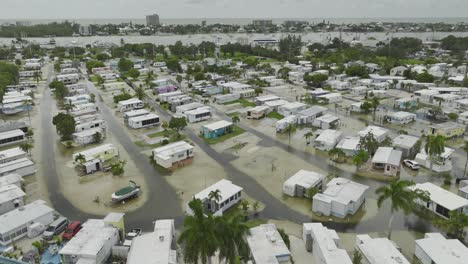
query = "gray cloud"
(1, 0, 468, 19)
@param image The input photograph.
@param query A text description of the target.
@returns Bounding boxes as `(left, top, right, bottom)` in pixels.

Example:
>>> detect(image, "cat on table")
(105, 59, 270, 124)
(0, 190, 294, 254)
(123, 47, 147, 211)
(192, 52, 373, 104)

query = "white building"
(75, 119, 106, 132)
(314, 129, 342, 151)
(0, 200, 54, 246)
(313, 178, 369, 218)
(264, 99, 288, 112)
(72, 128, 104, 146)
(128, 113, 160, 129)
(184, 107, 212, 123)
(0, 184, 25, 215)
(415, 233, 468, 264)
(283, 170, 325, 197)
(126, 219, 177, 264)
(296, 106, 327, 125)
(0, 129, 26, 148)
(356, 234, 410, 264)
(350, 86, 370, 96)
(415, 147, 454, 172)
(302, 223, 352, 264)
(0, 158, 36, 177)
(190, 179, 242, 216)
(317, 93, 343, 104)
(117, 98, 144, 112)
(56, 73, 80, 85)
(152, 141, 194, 170)
(123, 109, 150, 121)
(175, 102, 204, 115)
(392, 134, 420, 158)
(278, 102, 307, 117)
(0, 174, 23, 188)
(214, 93, 241, 104)
(371, 147, 402, 176)
(312, 114, 340, 129)
(276, 115, 298, 133)
(0, 147, 26, 164)
(220, 82, 252, 93)
(247, 224, 291, 264)
(246, 106, 270, 119)
(410, 182, 468, 218)
(336, 136, 360, 157)
(71, 103, 98, 117)
(358, 126, 389, 143)
(59, 218, 120, 264)
(386, 111, 416, 124)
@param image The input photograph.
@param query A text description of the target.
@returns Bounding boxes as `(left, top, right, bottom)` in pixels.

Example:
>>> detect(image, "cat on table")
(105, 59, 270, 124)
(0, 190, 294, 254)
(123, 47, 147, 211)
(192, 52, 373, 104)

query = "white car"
(403, 159, 420, 170)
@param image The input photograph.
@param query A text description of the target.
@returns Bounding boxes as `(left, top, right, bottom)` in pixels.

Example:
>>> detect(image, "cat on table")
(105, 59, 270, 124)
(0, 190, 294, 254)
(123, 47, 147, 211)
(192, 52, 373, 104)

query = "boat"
(111, 181, 141, 202)
(49, 38, 56, 45)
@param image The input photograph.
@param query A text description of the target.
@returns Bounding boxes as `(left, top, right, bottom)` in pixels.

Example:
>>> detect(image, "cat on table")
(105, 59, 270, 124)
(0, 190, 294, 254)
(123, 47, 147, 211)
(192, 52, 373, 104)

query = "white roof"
(315, 114, 339, 123)
(298, 105, 327, 117)
(0, 129, 25, 140)
(318, 93, 342, 99)
(194, 179, 243, 204)
(0, 147, 26, 162)
(372, 147, 402, 166)
(336, 136, 360, 151)
(395, 97, 416, 103)
(264, 99, 288, 107)
(73, 127, 103, 138)
(415, 233, 468, 264)
(247, 224, 290, 264)
(248, 105, 270, 112)
(358, 126, 389, 138)
(59, 219, 118, 257)
(387, 111, 416, 119)
(315, 129, 342, 144)
(392, 135, 419, 149)
(284, 170, 325, 190)
(255, 95, 280, 102)
(124, 109, 150, 118)
(0, 200, 54, 234)
(357, 235, 410, 264)
(0, 158, 34, 174)
(73, 144, 116, 161)
(303, 223, 352, 264)
(118, 98, 142, 106)
(176, 102, 204, 112)
(202, 120, 233, 131)
(127, 219, 176, 264)
(153, 141, 193, 161)
(314, 178, 369, 205)
(410, 182, 468, 211)
(279, 102, 306, 110)
(128, 113, 160, 122)
(0, 174, 23, 187)
(185, 107, 211, 115)
(0, 184, 25, 204)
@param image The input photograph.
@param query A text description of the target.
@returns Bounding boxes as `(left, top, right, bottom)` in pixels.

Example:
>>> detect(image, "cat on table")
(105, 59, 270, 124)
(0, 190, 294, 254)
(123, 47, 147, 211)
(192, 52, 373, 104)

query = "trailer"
(128, 113, 160, 129)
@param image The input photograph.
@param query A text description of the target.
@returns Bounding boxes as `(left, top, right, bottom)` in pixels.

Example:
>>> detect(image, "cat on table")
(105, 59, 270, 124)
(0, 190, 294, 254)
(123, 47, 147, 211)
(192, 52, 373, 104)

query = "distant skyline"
(2, 0, 468, 20)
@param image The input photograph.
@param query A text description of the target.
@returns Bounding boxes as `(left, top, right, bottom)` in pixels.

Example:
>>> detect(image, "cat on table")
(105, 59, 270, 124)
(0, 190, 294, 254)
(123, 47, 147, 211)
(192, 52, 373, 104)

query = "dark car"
(62, 221, 82, 240)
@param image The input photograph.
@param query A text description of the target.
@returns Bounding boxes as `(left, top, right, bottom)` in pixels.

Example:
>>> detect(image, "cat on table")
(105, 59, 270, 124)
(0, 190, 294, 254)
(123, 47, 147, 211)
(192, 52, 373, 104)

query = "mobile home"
(128, 113, 160, 129)
(0, 129, 26, 148)
(152, 141, 194, 170)
(117, 98, 144, 112)
(184, 107, 212, 123)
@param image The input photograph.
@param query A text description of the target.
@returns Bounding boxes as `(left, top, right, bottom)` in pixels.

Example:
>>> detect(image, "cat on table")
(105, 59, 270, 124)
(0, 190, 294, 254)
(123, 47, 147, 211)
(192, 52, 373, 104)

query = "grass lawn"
(224, 99, 256, 108)
(223, 201, 266, 228)
(203, 126, 245, 144)
(266, 111, 284, 120)
(226, 112, 240, 117)
(90, 75, 99, 83)
(147, 130, 177, 139)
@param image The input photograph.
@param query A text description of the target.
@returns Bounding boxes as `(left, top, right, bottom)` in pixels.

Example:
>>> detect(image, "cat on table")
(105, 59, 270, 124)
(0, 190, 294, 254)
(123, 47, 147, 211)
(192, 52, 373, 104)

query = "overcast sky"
(2, 0, 468, 19)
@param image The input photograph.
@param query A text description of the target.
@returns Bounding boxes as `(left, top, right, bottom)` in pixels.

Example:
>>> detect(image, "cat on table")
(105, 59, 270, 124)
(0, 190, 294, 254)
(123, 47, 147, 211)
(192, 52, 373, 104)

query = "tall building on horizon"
(146, 14, 160, 27)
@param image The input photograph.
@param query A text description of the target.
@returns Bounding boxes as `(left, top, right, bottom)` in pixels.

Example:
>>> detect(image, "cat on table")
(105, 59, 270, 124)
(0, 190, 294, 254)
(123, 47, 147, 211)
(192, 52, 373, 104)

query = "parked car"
(403, 159, 420, 170)
(123, 228, 142, 247)
(62, 221, 82, 240)
(43, 217, 68, 240)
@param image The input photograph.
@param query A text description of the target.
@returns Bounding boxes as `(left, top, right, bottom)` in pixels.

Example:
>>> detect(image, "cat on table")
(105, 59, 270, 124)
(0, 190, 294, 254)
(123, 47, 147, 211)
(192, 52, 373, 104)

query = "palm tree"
(19, 142, 33, 155)
(424, 135, 446, 171)
(135, 86, 145, 100)
(463, 141, 468, 177)
(306, 187, 320, 199)
(110, 160, 126, 176)
(240, 200, 250, 218)
(33, 70, 42, 84)
(208, 189, 222, 212)
(231, 115, 240, 125)
(285, 123, 296, 145)
(74, 154, 86, 165)
(179, 199, 219, 264)
(435, 211, 468, 241)
(352, 150, 369, 170)
(329, 148, 346, 163)
(304, 131, 314, 145)
(64, 100, 73, 114)
(371, 97, 380, 121)
(352, 250, 363, 264)
(215, 214, 250, 264)
(376, 180, 429, 239)
(252, 201, 260, 217)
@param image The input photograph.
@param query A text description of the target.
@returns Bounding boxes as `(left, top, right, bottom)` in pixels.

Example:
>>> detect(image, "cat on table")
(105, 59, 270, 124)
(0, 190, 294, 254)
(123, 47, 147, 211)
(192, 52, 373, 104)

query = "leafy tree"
(277, 67, 291, 80)
(134, 86, 145, 100)
(110, 160, 126, 176)
(424, 135, 446, 171)
(415, 71, 435, 83)
(277, 228, 291, 249)
(243, 56, 259, 67)
(279, 35, 302, 60)
(345, 65, 369, 78)
(96, 53, 110, 61)
(240, 200, 250, 217)
(74, 153, 86, 164)
(113, 92, 133, 103)
(49, 80, 68, 100)
(85, 60, 105, 72)
(254, 87, 263, 96)
(93, 131, 102, 143)
(169, 117, 187, 134)
(304, 131, 314, 145)
(352, 150, 369, 170)
(358, 132, 379, 155)
(306, 187, 320, 199)
(376, 180, 429, 239)
(447, 112, 458, 120)
(176, 74, 183, 84)
(435, 211, 468, 241)
(52, 113, 76, 141)
(463, 141, 468, 178)
(166, 57, 182, 73)
(96, 75, 104, 85)
(303, 73, 328, 87)
(359, 101, 373, 114)
(127, 68, 140, 79)
(252, 201, 260, 217)
(118, 58, 134, 72)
